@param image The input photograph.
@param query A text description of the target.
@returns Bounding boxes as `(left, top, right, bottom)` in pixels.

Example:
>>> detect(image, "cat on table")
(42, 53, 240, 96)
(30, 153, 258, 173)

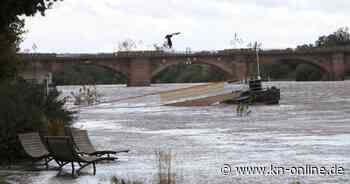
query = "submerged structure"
(161, 82, 240, 106)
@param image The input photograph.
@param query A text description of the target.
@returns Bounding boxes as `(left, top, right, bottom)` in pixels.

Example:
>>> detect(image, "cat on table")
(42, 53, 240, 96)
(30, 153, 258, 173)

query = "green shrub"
(0, 80, 75, 163)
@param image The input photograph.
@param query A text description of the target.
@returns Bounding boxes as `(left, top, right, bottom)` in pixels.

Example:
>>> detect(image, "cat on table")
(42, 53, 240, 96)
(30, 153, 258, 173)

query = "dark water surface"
(4, 82, 350, 184)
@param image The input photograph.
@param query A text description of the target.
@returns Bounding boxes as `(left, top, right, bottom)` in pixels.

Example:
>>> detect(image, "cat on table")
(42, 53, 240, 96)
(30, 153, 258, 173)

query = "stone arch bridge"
(19, 47, 350, 86)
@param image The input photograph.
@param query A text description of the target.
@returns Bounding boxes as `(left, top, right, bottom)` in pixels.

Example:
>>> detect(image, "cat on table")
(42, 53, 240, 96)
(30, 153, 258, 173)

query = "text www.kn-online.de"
(221, 164, 345, 176)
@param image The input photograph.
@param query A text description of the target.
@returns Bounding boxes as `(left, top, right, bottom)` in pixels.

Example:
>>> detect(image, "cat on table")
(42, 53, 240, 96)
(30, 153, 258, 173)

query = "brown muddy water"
(2, 82, 350, 184)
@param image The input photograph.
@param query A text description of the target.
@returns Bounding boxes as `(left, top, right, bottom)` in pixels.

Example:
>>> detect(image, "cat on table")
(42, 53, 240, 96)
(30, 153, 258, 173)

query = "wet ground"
(2, 82, 350, 184)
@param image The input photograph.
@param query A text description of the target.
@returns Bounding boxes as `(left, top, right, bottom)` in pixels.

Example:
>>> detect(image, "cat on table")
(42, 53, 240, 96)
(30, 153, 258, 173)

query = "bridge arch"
(270, 56, 332, 79)
(151, 58, 235, 80)
(82, 62, 129, 77)
(51, 62, 128, 84)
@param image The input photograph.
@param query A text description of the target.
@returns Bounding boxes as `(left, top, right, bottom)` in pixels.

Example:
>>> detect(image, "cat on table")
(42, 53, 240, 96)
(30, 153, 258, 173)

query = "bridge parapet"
(19, 46, 350, 61)
(114, 49, 255, 58)
(20, 53, 118, 61)
(263, 46, 350, 54)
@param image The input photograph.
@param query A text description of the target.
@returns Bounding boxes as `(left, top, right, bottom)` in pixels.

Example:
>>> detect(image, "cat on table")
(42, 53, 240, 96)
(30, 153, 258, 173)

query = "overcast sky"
(20, 0, 349, 53)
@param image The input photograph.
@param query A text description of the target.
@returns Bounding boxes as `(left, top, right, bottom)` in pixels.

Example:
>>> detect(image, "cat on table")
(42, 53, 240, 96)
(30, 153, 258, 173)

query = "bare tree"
(230, 33, 244, 48)
(118, 38, 137, 51)
(153, 43, 163, 51)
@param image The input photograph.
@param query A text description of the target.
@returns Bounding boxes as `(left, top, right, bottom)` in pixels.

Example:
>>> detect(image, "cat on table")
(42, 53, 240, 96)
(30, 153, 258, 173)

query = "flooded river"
(5, 82, 350, 184)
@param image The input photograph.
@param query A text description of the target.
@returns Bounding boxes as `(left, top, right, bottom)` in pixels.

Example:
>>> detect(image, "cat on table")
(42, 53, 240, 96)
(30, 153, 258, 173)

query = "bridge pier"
(127, 58, 151, 86)
(332, 53, 345, 80)
(235, 61, 249, 81)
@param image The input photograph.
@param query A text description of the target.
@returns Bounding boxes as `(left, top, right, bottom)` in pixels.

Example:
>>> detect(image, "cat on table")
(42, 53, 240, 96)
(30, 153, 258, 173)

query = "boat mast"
(254, 41, 262, 80)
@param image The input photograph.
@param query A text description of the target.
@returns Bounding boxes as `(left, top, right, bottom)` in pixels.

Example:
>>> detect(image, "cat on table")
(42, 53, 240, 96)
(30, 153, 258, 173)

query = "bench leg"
(57, 162, 69, 176)
(71, 162, 75, 176)
(44, 157, 54, 170)
(77, 162, 96, 176)
(44, 158, 48, 170)
(93, 162, 96, 175)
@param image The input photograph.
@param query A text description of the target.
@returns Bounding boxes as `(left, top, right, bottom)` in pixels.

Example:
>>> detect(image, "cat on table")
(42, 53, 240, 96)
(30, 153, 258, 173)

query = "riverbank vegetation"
(0, 79, 75, 164)
(0, 0, 75, 164)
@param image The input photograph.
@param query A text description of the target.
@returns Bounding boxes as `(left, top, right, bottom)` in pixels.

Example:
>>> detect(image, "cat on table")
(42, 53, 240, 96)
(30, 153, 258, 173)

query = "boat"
(224, 78, 280, 105)
(224, 41, 280, 105)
